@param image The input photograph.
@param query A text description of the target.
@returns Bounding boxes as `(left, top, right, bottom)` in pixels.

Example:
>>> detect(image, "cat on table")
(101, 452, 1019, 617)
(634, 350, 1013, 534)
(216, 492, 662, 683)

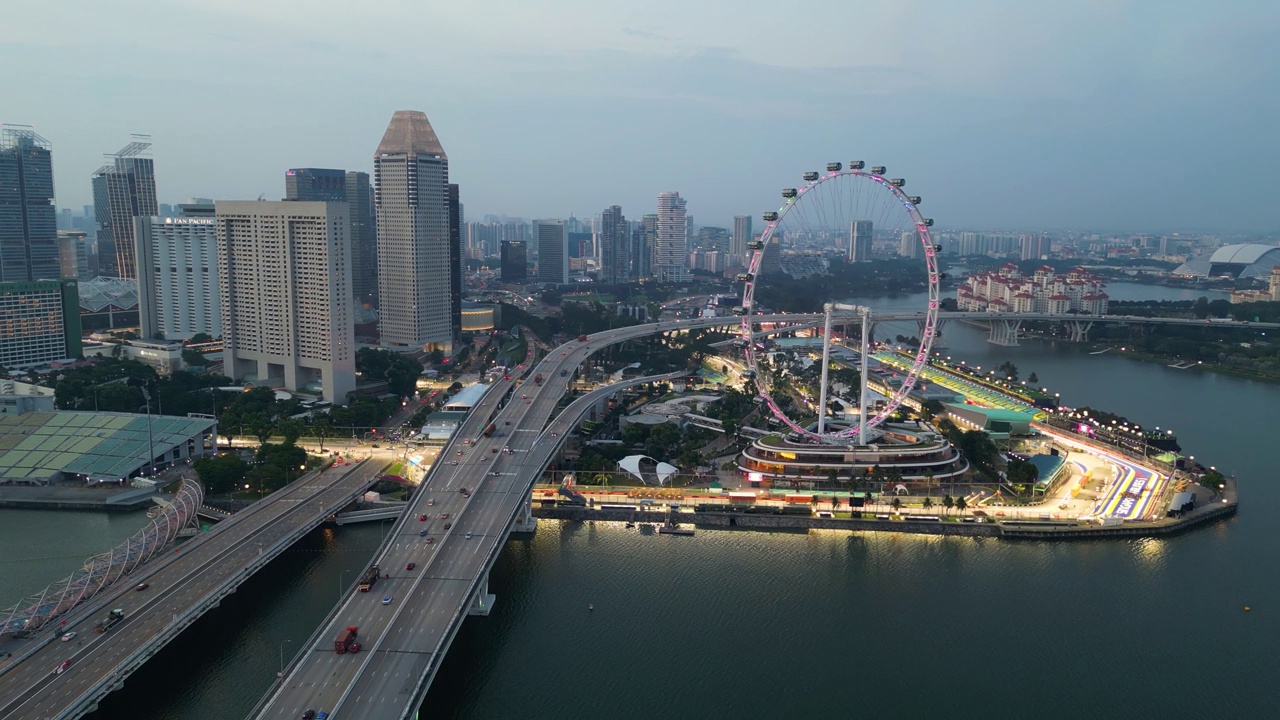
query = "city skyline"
(7, 1, 1277, 233)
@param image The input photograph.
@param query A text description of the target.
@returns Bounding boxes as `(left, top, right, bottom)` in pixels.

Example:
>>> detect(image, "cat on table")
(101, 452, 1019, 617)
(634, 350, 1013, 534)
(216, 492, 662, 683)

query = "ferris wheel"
(738, 161, 941, 444)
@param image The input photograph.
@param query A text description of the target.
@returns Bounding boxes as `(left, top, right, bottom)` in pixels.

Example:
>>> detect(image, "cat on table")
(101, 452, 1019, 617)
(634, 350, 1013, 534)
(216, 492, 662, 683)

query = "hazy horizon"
(7, 0, 1278, 233)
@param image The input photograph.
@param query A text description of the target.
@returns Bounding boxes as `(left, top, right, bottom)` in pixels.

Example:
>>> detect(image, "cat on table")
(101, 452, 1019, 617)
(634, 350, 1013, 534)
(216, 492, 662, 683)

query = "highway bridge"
(714, 310, 1277, 346)
(0, 459, 385, 720)
(253, 317, 779, 720)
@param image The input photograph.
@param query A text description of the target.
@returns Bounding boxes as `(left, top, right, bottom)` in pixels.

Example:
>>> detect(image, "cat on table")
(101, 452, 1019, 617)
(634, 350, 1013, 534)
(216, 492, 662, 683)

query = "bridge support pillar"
(987, 319, 1022, 346)
(511, 496, 538, 534)
(469, 573, 496, 617)
(1065, 320, 1093, 342)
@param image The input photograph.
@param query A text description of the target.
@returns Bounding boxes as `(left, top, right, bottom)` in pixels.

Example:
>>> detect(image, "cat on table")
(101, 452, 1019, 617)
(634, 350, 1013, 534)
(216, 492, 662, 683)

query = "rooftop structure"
(0, 411, 216, 485)
(443, 383, 489, 411)
(1173, 244, 1280, 280)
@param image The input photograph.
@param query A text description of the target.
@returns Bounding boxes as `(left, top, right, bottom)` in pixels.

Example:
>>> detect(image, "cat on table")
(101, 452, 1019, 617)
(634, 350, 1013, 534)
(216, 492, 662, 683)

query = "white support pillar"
(859, 309, 871, 446)
(817, 304, 835, 435)
(511, 495, 538, 533)
(469, 572, 496, 617)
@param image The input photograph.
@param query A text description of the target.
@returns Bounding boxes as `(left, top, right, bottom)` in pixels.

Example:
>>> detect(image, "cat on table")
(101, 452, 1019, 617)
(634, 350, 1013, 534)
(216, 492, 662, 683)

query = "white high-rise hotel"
(375, 110, 453, 353)
(655, 191, 689, 282)
(135, 209, 222, 341)
(957, 264, 1109, 315)
(215, 201, 356, 404)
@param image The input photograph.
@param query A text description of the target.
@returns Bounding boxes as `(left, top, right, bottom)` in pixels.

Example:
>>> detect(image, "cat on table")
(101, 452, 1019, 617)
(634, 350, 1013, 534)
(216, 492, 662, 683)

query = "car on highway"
(456, 450, 463, 456)
(303, 711, 316, 720)
(465, 532, 473, 539)
(491, 447, 498, 453)
(316, 711, 329, 720)
(427, 498, 436, 506)
(371, 443, 380, 448)
(406, 562, 415, 570)
(504, 447, 513, 454)
(444, 522, 452, 530)
(134, 583, 149, 591)
(459, 487, 468, 494)
(426, 537, 434, 544)
(440, 512, 450, 519)
(419, 530, 428, 537)
(450, 460, 458, 465)
(55, 659, 72, 675)
(418, 514, 427, 521)
(520, 394, 528, 400)
(382, 595, 393, 605)
(60, 632, 76, 642)
(550, 431, 558, 437)
(525, 398, 531, 404)
(503, 374, 511, 380)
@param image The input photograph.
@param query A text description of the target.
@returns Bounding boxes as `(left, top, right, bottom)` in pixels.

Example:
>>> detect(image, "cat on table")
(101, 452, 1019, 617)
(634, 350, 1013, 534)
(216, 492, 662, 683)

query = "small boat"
(1089, 348, 1112, 355)
(624, 521, 635, 528)
(658, 522, 695, 536)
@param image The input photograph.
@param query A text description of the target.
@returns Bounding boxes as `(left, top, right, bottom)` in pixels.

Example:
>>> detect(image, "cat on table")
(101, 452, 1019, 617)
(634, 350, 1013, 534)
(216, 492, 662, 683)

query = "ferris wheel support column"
(859, 309, 871, 446)
(817, 304, 835, 434)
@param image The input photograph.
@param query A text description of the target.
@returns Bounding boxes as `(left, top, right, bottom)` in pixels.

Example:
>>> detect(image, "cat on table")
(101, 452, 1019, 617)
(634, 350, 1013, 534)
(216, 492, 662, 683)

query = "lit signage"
(163, 217, 214, 225)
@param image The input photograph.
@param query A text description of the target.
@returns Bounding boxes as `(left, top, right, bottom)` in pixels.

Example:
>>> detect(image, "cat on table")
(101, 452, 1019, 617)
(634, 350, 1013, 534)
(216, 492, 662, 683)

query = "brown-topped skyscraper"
(374, 110, 454, 353)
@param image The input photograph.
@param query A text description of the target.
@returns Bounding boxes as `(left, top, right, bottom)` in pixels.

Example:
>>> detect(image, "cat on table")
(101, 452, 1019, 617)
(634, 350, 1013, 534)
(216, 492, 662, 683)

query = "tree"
(243, 411, 274, 445)
(181, 348, 208, 367)
(276, 418, 305, 446)
(1027, 372, 1039, 385)
(955, 496, 968, 513)
(922, 496, 934, 512)
(311, 416, 333, 451)
(891, 497, 902, 513)
(193, 454, 249, 496)
(943, 494, 955, 515)
(189, 332, 213, 344)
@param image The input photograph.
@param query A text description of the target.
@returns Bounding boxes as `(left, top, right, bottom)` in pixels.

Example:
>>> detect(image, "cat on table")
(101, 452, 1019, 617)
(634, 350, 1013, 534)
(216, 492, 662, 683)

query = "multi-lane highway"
(0, 459, 384, 720)
(255, 317, 774, 720)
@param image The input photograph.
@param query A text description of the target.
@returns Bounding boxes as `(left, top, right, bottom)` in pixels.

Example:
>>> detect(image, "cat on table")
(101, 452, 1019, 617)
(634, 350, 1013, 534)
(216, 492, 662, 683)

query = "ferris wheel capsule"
(870, 166, 887, 175)
(827, 162, 842, 172)
(782, 188, 798, 199)
(924, 218, 935, 227)
(762, 211, 778, 222)
(908, 196, 922, 205)
(803, 172, 819, 182)
(747, 239, 765, 250)
(849, 161, 865, 170)
(889, 178, 906, 187)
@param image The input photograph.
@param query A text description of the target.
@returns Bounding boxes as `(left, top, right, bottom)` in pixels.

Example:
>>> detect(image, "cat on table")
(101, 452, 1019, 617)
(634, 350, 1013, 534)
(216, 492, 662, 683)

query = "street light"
(338, 569, 354, 601)
(278, 638, 293, 677)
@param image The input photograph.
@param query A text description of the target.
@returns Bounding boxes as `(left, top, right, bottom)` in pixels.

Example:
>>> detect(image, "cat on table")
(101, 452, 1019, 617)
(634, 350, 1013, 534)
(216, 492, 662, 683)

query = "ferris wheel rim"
(739, 167, 941, 443)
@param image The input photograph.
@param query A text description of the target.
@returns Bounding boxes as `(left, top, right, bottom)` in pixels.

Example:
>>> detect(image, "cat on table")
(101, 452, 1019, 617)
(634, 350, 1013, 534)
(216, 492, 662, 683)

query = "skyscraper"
(898, 231, 921, 260)
(599, 205, 628, 284)
(655, 192, 689, 282)
(0, 126, 59, 283)
(374, 110, 453, 352)
(285, 168, 346, 201)
(135, 205, 221, 341)
(731, 215, 752, 266)
(633, 214, 657, 280)
(1020, 234, 1051, 261)
(850, 220, 873, 262)
(345, 172, 376, 306)
(500, 241, 527, 282)
(535, 220, 568, 285)
(285, 169, 377, 307)
(448, 183, 462, 341)
(215, 200, 355, 404)
(92, 139, 158, 279)
(0, 279, 81, 367)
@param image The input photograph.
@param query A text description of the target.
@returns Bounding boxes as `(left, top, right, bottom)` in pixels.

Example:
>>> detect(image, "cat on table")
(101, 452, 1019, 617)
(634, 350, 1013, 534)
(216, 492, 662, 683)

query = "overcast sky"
(7, 0, 1278, 232)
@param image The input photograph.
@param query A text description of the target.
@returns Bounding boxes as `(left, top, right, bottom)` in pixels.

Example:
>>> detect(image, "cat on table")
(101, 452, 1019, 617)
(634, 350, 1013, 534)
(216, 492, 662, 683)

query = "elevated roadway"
(254, 316, 791, 719)
(0, 459, 385, 720)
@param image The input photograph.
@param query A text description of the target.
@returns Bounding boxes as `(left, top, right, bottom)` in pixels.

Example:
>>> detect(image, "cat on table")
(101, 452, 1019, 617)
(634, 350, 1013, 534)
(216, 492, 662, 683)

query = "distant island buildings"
(956, 264, 1109, 315)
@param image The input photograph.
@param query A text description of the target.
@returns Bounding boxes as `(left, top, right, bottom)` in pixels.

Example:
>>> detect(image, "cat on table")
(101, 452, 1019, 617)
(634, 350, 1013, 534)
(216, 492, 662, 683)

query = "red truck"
(483, 422, 496, 438)
(534, 373, 543, 386)
(577, 335, 588, 342)
(335, 625, 359, 654)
